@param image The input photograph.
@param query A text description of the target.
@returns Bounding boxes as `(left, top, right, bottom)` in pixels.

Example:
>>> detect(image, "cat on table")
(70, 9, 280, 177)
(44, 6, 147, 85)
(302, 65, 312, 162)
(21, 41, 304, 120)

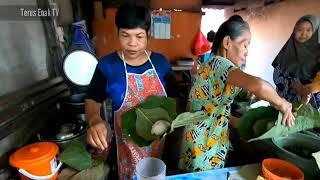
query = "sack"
(193, 30, 211, 56)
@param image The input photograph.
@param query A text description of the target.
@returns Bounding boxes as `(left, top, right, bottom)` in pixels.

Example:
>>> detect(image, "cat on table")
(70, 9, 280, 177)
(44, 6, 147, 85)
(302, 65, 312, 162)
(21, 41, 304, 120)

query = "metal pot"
(59, 93, 87, 121)
(38, 119, 88, 149)
(272, 133, 320, 179)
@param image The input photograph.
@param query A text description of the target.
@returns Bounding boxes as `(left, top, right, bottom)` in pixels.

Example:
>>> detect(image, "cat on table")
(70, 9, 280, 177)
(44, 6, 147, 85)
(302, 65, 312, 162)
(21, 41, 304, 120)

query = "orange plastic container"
(9, 142, 62, 180)
(262, 158, 304, 180)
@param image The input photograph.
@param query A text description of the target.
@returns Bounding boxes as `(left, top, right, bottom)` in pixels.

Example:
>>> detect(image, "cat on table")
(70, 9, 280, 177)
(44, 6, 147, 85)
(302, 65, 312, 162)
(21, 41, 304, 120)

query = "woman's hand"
(87, 115, 109, 150)
(291, 82, 312, 98)
(226, 69, 293, 127)
(291, 82, 313, 104)
(274, 98, 295, 127)
(301, 93, 312, 105)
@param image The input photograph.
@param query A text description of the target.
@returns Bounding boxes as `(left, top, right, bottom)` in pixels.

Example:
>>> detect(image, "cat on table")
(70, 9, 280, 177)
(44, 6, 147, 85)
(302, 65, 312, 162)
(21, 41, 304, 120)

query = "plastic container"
(135, 157, 166, 180)
(262, 158, 304, 180)
(9, 142, 62, 180)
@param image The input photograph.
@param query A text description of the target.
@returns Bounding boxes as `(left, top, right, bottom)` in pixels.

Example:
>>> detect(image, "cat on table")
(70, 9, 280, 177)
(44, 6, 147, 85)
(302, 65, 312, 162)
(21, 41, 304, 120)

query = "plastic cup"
(136, 157, 166, 180)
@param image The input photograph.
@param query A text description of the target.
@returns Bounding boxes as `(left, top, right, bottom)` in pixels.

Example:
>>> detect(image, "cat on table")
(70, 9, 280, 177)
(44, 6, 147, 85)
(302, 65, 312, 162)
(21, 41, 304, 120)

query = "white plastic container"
(135, 157, 166, 180)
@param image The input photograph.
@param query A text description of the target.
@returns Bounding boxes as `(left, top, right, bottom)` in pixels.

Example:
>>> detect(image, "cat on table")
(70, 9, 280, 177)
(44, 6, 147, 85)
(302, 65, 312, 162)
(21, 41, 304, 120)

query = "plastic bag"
(193, 30, 211, 56)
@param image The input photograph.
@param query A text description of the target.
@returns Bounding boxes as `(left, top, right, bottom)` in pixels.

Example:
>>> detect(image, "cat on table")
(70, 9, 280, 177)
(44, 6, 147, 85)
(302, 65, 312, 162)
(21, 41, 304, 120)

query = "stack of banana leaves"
(121, 96, 208, 147)
(238, 104, 320, 142)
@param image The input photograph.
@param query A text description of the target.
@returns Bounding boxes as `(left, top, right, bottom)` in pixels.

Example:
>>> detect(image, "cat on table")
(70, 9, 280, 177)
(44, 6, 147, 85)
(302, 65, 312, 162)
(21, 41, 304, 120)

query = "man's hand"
(87, 115, 109, 150)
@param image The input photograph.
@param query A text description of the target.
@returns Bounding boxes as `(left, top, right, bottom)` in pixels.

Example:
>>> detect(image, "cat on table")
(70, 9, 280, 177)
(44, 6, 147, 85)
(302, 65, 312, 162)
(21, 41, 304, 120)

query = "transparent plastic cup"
(136, 157, 166, 180)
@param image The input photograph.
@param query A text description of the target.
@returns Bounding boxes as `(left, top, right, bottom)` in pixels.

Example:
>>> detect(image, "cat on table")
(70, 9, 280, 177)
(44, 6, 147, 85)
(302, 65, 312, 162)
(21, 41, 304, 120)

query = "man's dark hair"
(115, 3, 151, 33)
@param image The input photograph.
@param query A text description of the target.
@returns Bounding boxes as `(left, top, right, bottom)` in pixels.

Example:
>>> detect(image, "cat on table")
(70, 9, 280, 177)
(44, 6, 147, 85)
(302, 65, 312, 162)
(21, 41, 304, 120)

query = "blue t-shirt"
(87, 51, 175, 113)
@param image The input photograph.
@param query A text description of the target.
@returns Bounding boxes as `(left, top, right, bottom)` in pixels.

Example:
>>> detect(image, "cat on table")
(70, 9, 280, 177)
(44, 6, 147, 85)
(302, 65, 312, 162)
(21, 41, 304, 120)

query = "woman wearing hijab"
(272, 15, 320, 109)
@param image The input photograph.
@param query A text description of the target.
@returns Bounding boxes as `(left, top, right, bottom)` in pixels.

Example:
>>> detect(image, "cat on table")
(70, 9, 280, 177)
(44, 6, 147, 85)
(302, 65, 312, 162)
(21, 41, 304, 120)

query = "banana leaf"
(121, 96, 176, 146)
(171, 111, 208, 129)
(60, 141, 92, 171)
(239, 104, 320, 142)
(121, 95, 208, 147)
(138, 95, 177, 120)
(252, 118, 275, 137)
(238, 106, 278, 141)
(122, 109, 151, 146)
(135, 107, 171, 141)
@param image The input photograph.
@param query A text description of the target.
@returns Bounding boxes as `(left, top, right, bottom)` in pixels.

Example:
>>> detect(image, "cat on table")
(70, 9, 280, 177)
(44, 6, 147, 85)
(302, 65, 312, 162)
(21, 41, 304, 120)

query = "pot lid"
(63, 49, 98, 87)
(40, 120, 87, 142)
(61, 93, 87, 105)
(9, 142, 58, 169)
